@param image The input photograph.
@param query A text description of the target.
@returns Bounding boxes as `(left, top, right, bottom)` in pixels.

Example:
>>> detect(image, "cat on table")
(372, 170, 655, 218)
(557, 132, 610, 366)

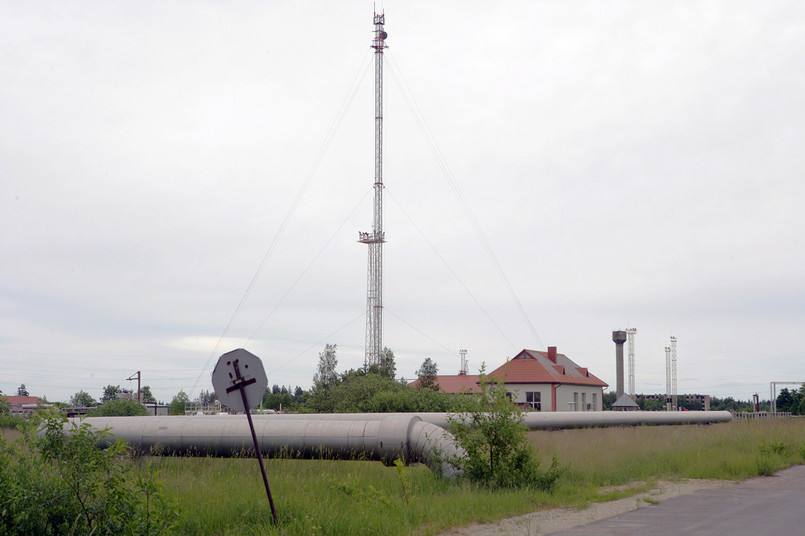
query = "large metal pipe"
(73, 411, 731, 478)
(246, 410, 733, 429)
(75, 415, 464, 478)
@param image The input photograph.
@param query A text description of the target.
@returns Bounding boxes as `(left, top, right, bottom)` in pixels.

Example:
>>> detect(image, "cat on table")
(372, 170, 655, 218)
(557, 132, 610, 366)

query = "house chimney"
(612, 331, 628, 399)
(547, 346, 557, 363)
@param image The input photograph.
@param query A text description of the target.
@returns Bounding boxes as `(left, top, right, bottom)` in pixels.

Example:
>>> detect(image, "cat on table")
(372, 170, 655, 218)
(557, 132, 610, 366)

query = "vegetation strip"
(4, 415, 805, 535)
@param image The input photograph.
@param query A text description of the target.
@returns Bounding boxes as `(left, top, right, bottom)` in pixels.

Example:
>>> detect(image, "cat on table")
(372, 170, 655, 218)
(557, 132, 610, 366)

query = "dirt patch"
(439, 479, 736, 536)
(1, 427, 23, 443)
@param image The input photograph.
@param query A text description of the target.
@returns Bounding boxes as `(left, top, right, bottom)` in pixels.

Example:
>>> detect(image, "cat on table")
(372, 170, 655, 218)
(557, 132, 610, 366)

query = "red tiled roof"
(3, 395, 40, 407)
(408, 349, 607, 394)
(486, 349, 608, 388)
(408, 374, 482, 393)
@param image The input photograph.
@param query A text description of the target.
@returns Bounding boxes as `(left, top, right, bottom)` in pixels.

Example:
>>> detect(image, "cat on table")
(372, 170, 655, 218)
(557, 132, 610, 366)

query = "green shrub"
(87, 398, 149, 417)
(0, 409, 177, 535)
(447, 367, 564, 489)
(0, 413, 28, 430)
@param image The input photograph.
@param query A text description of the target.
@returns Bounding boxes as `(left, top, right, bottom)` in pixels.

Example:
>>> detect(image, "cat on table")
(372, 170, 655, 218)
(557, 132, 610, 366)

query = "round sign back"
(211, 348, 268, 413)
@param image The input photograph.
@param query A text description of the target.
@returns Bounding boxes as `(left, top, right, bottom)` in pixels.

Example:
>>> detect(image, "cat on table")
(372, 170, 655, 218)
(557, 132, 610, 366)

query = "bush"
(87, 398, 149, 417)
(0, 413, 28, 430)
(447, 368, 564, 489)
(0, 409, 177, 535)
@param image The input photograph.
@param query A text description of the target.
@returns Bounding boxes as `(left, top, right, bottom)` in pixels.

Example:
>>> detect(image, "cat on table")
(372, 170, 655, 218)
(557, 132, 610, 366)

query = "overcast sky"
(2, 1, 803, 405)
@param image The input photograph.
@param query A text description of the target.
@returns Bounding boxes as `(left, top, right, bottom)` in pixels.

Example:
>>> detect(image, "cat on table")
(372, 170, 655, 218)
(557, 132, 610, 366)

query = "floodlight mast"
(359, 12, 388, 368)
(670, 336, 678, 410)
(626, 328, 636, 397)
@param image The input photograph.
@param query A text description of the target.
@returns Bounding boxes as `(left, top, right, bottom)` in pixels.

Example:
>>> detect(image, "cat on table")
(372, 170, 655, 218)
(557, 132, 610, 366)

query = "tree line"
(6, 350, 788, 416)
(774, 386, 805, 414)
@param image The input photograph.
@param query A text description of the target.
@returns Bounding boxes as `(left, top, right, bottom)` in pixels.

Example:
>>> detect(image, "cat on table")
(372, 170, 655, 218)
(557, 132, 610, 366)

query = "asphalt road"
(549, 464, 805, 535)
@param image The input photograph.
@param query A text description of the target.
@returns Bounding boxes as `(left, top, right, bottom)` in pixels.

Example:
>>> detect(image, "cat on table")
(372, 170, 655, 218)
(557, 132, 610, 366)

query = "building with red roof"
(409, 372, 483, 394)
(2, 395, 46, 416)
(412, 347, 608, 412)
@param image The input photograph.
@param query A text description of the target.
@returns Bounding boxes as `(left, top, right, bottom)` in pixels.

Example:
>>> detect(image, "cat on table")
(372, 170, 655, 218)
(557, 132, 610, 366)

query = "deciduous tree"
(416, 358, 439, 391)
(313, 343, 339, 390)
(102, 384, 121, 402)
(169, 390, 190, 415)
(140, 385, 157, 404)
(377, 347, 397, 379)
(87, 398, 148, 417)
(70, 390, 97, 407)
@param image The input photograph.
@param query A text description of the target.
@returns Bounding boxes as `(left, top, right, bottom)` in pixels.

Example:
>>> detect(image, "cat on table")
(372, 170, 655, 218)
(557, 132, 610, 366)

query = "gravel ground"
(439, 479, 737, 536)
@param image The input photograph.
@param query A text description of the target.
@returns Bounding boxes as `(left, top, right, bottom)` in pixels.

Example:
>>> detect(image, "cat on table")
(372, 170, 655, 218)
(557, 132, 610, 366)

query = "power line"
(384, 307, 456, 356)
(387, 190, 516, 349)
(386, 52, 544, 351)
(265, 312, 364, 378)
(245, 188, 372, 346)
(186, 51, 373, 399)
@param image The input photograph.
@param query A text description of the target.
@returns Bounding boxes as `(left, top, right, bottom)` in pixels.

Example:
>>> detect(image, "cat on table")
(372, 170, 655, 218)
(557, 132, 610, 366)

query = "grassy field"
(140, 418, 805, 535)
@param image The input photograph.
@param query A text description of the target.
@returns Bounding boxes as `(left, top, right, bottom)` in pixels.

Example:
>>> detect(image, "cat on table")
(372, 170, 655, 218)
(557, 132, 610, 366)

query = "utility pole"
(127, 371, 141, 403)
(359, 12, 388, 368)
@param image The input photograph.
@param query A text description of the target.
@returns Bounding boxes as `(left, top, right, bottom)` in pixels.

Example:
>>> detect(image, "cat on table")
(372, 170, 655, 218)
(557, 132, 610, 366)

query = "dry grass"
(0, 427, 22, 443)
(529, 418, 805, 488)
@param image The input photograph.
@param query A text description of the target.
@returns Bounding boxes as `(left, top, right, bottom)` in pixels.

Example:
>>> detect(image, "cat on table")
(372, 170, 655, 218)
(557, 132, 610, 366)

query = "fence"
(732, 411, 793, 420)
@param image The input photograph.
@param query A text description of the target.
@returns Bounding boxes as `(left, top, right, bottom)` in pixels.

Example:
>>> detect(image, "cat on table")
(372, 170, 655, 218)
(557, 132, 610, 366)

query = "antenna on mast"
(359, 11, 388, 368)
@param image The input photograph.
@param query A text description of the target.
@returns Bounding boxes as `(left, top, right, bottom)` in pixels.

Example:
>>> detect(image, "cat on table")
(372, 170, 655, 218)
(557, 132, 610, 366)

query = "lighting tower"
(670, 336, 678, 410)
(665, 345, 672, 411)
(626, 328, 636, 397)
(359, 12, 388, 368)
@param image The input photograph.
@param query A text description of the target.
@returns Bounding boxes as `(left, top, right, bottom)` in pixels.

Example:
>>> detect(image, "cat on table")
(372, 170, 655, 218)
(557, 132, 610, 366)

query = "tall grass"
(5, 418, 800, 535)
(532, 419, 805, 489)
(142, 419, 805, 535)
(151, 456, 561, 535)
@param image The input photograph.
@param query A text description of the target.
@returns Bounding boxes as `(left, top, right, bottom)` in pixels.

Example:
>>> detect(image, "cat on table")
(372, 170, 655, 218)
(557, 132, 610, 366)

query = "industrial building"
(413, 347, 608, 411)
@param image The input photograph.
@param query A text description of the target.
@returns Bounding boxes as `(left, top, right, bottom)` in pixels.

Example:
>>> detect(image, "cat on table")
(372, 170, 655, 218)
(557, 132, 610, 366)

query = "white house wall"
(505, 383, 604, 411)
(556, 385, 604, 411)
(505, 383, 553, 411)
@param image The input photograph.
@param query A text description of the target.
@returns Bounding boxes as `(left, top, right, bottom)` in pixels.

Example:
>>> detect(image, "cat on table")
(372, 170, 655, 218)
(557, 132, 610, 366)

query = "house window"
(582, 393, 587, 411)
(592, 393, 598, 411)
(526, 392, 541, 411)
(573, 392, 579, 411)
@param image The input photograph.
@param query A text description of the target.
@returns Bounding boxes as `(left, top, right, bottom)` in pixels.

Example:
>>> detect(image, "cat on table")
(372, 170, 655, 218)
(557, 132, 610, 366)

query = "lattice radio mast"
(358, 12, 388, 368)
